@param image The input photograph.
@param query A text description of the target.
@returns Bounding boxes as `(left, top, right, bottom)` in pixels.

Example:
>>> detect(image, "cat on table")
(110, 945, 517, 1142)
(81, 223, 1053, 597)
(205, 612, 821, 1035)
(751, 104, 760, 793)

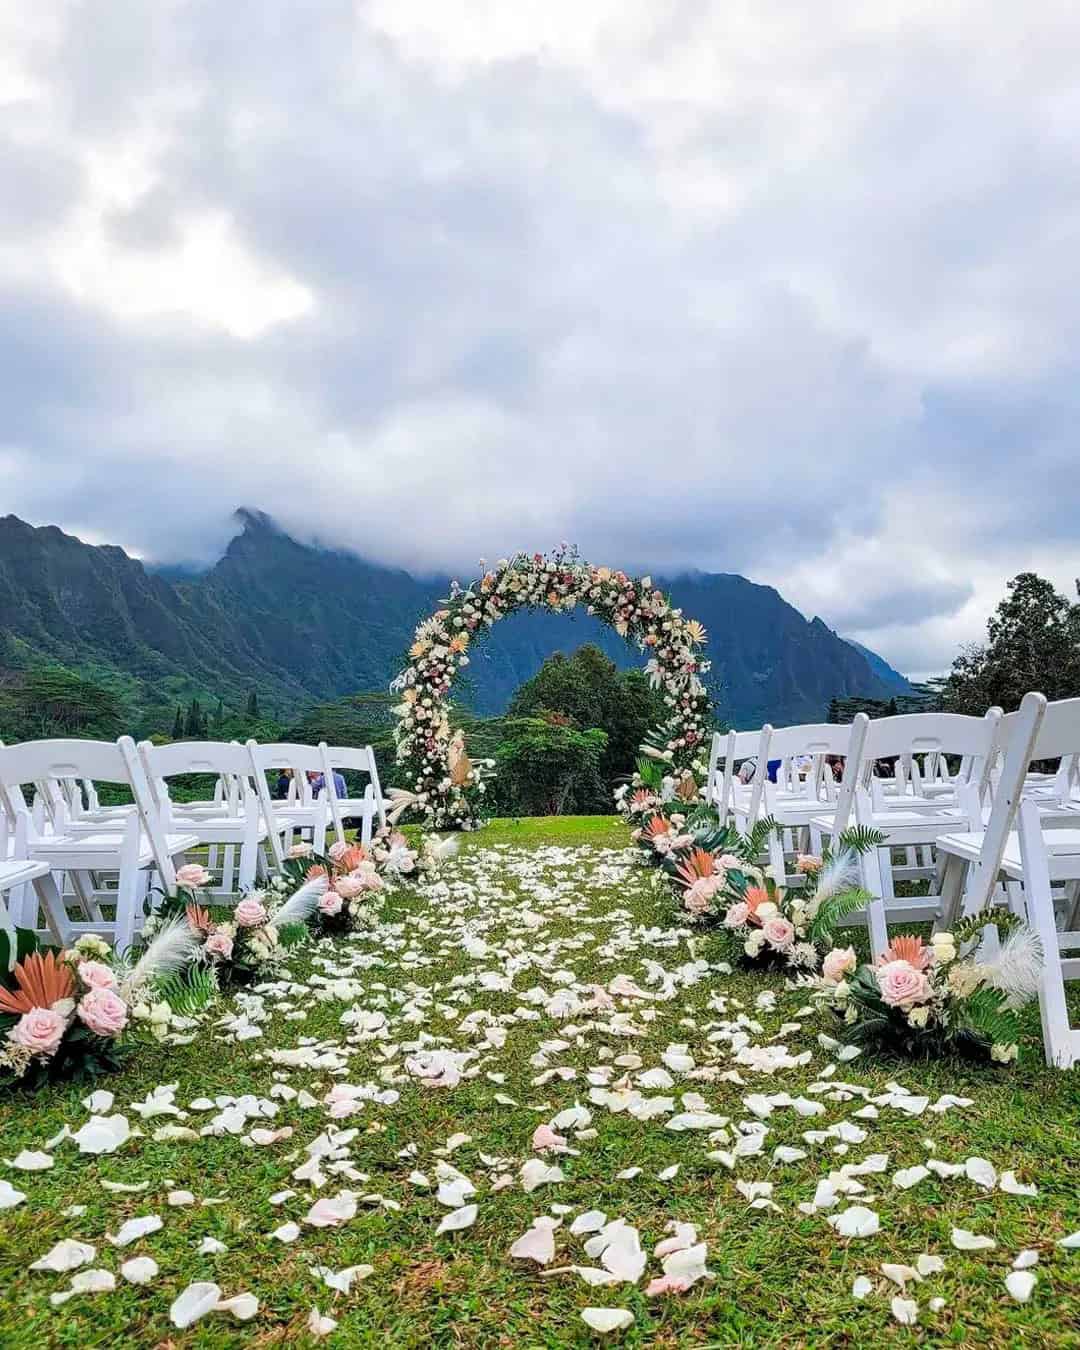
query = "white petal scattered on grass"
(308, 1308, 338, 1337)
(852, 1275, 873, 1299)
(50, 1269, 116, 1306)
(72, 1115, 131, 1155)
(82, 1089, 115, 1113)
(311, 1264, 374, 1293)
(881, 1263, 920, 1289)
(5, 1150, 53, 1171)
(272, 1222, 301, 1243)
(892, 1165, 929, 1190)
(570, 1210, 608, 1236)
(964, 1157, 997, 1190)
(510, 1220, 557, 1265)
(917, 1254, 945, 1277)
(171, 1281, 222, 1328)
(891, 1296, 918, 1325)
(436, 1204, 478, 1235)
(217, 1293, 260, 1321)
(520, 1159, 565, 1193)
(0, 1180, 26, 1209)
(951, 1227, 996, 1252)
(198, 1237, 228, 1255)
(1058, 1232, 1080, 1250)
(168, 1190, 196, 1207)
(304, 1192, 358, 1228)
(581, 1308, 634, 1333)
(1013, 1250, 1039, 1270)
(107, 1215, 163, 1247)
(827, 1206, 880, 1238)
(120, 1257, 159, 1285)
(1005, 1270, 1037, 1302)
(30, 1239, 97, 1272)
(999, 1171, 1038, 1197)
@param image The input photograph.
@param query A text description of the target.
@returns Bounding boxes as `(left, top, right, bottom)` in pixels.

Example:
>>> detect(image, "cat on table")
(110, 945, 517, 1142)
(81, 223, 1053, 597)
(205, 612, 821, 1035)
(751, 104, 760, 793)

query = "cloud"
(2, 0, 1079, 673)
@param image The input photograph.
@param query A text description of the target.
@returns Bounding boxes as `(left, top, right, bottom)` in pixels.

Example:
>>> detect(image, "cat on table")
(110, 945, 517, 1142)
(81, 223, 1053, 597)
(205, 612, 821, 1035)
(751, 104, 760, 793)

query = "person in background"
(736, 758, 757, 785)
(307, 768, 346, 800)
(274, 766, 293, 800)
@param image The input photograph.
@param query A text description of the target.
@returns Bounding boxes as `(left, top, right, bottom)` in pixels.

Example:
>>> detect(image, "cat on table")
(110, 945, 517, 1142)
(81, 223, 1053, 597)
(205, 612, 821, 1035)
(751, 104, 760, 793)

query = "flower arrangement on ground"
(0, 919, 200, 1089)
(631, 810, 884, 975)
(812, 908, 1042, 1064)
(391, 546, 712, 828)
(179, 872, 328, 987)
(276, 830, 458, 936)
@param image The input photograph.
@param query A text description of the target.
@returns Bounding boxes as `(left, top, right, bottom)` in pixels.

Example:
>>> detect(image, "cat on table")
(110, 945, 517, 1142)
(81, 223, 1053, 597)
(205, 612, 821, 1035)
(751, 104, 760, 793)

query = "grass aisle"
(0, 816, 1078, 1347)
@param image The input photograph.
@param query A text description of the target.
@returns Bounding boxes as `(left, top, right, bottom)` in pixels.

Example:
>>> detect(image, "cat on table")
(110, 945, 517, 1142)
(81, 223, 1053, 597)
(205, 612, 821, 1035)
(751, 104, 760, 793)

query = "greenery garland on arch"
(389, 547, 712, 829)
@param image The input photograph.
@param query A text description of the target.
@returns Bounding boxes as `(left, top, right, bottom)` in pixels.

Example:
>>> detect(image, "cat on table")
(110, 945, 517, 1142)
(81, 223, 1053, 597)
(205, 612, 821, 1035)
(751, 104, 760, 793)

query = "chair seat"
(938, 827, 1080, 879)
(30, 832, 199, 868)
(171, 816, 271, 844)
(0, 859, 49, 888)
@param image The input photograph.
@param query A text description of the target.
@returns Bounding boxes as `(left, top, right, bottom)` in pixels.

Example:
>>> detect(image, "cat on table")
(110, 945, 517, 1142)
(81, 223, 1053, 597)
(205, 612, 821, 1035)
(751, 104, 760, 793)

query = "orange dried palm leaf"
(0, 950, 76, 1014)
(673, 848, 717, 887)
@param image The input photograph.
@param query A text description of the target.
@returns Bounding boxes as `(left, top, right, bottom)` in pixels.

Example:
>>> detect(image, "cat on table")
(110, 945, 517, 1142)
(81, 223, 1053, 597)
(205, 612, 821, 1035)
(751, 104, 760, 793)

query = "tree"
(184, 698, 206, 738)
(172, 705, 185, 739)
(940, 573, 1080, 714)
(492, 718, 608, 816)
(245, 690, 259, 719)
(508, 645, 665, 788)
(0, 667, 126, 740)
(215, 697, 225, 723)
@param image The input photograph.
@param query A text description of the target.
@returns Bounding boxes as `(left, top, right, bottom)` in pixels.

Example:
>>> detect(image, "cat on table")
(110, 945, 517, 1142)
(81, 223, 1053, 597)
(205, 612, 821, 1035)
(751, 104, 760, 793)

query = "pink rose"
(176, 862, 212, 888)
(205, 931, 234, 960)
(319, 891, 344, 916)
(724, 901, 749, 928)
(327, 840, 349, 862)
(333, 876, 365, 900)
(9, 1006, 68, 1057)
(718, 854, 741, 870)
(77, 960, 118, 991)
(77, 987, 129, 1038)
(287, 842, 312, 859)
(876, 959, 931, 1009)
(683, 886, 712, 916)
(822, 946, 857, 984)
(234, 897, 268, 928)
(762, 916, 796, 949)
(795, 854, 823, 875)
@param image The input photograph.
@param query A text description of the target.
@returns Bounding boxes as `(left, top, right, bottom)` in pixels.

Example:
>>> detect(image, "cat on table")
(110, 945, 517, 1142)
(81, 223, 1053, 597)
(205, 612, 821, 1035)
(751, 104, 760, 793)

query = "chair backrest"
(248, 742, 326, 805)
(965, 693, 1080, 914)
(0, 738, 178, 887)
(762, 722, 855, 803)
(138, 740, 255, 817)
(319, 742, 385, 831)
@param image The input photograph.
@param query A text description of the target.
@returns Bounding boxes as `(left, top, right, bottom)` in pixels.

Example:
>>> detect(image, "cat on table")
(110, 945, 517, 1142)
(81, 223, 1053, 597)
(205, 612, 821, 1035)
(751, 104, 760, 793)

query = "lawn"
(0, 816, 1078, 1347)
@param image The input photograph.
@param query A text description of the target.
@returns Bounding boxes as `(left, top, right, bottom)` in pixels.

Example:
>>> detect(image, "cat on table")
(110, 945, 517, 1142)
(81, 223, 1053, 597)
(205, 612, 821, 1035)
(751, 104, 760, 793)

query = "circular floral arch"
(390, 547, 712, 829)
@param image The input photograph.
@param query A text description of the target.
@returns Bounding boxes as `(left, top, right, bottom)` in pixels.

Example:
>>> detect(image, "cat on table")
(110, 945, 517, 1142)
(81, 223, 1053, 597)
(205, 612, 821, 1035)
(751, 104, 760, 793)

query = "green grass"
(0, 816, 1078, 1347)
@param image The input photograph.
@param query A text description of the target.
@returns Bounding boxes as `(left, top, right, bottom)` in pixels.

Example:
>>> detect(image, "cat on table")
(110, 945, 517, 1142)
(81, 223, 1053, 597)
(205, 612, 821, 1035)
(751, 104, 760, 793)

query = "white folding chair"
(319, 743, 386, 847)
(808, 711, 1000, 957)
(247, 742, 329, 857)
(139, 741, 285, 895)
(0, 738, 198, 953)
(754, 720, 868, 883)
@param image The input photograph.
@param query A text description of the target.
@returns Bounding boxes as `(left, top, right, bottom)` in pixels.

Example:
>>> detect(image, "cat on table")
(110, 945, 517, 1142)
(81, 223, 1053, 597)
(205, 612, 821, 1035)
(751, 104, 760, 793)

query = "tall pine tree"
(172, 705, 185, 739)
(245, 690, 259, 719)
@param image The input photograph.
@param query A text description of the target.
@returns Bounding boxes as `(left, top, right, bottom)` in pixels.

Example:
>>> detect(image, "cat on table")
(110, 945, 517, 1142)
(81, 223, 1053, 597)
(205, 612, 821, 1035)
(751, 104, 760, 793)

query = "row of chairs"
(0, 738, 386, 957)
(705, 693, 1080, 1068)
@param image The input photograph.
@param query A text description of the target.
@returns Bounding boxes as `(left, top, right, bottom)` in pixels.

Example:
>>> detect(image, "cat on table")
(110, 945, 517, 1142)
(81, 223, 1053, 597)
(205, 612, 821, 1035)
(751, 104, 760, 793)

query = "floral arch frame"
(390, 547, 712, 828)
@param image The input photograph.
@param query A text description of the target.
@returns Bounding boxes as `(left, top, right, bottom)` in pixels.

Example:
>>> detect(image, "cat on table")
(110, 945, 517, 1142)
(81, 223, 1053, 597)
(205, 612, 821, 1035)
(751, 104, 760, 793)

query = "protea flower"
(743, 885, 772, 918)
(0, 950, 76, 1014)
(673, 848, 719, 888)
(641, 816, 673, 841)
(877, 934, 932, 970)
(684, 619, 708, 645)
(185, 902, 214, 934)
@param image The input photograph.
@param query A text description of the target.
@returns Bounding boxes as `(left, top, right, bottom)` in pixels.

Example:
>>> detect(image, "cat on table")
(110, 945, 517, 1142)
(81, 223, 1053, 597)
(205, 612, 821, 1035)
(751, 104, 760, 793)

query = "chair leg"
(33, 872, 74, 946)
(1017, 801, 1077, 1068)
(936, 854, 967, 931)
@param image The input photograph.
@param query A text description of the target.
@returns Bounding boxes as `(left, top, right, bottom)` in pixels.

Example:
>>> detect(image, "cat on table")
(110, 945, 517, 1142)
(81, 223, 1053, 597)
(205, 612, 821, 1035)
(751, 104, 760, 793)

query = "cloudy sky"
(3, 2, 1078, 677)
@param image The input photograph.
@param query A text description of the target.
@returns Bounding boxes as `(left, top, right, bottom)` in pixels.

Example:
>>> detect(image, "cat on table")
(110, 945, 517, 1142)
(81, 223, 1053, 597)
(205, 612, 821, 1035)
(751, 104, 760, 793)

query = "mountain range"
(0, 509, 908, 730)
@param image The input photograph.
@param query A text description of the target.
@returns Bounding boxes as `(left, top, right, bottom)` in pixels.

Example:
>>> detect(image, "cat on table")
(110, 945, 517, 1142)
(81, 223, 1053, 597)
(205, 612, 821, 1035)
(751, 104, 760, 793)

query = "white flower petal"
(120, 1256, 159, 1285)
(30, 1239, 97, 1272)
(581, 1307, 634, 1333)
(891, 1296, 918, 1325)
(436, 1204, 478, 1234)
(170, 1281, 222, 1329)
(1004, 1270, 1037, 1303)
(951, 1227, 996, 1251)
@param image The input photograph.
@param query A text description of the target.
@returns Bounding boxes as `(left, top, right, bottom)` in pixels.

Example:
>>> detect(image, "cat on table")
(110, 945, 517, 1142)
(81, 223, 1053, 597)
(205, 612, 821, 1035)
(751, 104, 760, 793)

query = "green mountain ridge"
(0, 509, 907, 731)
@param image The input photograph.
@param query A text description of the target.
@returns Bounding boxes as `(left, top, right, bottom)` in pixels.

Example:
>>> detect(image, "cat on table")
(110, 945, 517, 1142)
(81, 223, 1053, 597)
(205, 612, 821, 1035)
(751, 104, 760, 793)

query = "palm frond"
(953, 904, 1021, 950)
(952, 985, 1021, 1050)
(833, 825, 887, 857)
(808, 886, 871, 945)
(156, 964, 218, 1015)
(743, 815, 779, 860)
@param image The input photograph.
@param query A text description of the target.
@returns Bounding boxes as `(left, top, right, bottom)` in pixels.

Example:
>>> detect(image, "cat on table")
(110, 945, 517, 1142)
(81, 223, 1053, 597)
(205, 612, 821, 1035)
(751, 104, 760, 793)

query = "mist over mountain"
(0, 509, 907, 730)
